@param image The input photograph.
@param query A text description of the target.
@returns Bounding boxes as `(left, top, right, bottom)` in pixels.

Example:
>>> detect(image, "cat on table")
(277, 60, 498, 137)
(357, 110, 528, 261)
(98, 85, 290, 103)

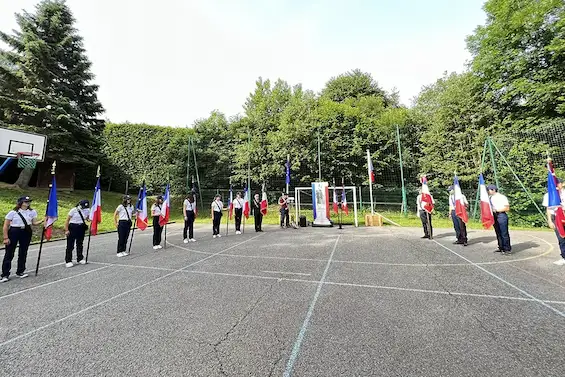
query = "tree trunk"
(14, 168, 34, 188)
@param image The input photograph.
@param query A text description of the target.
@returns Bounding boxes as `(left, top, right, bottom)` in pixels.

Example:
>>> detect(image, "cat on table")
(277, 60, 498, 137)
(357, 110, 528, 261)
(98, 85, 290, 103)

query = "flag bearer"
(449, 186, 469, 245)
(487, 185, 512, 254)
(151, 195, 164, 250)
(114, 195, 136, 257)
(2, 196, 43, 282)
(252, 193, 263, 232)
(64, 199, 90, 267)
(278, 192, 290, 228)
(183, 193, 196, 243)
(448, 186, 461, 242)
(233, 192, 244, 235)
(542, 179, 565, 265)
(211, 194, 223, 238)
(416, 188, 435, 239)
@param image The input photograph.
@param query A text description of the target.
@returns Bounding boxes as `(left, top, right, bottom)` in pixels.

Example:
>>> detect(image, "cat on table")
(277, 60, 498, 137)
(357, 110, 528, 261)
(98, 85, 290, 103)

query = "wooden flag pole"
(36, 161, 56, 276)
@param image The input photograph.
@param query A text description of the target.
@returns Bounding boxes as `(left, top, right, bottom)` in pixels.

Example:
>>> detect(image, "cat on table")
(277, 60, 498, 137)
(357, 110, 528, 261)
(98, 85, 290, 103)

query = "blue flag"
(44, 175, 58, 240)
(285, 159, 291, 185)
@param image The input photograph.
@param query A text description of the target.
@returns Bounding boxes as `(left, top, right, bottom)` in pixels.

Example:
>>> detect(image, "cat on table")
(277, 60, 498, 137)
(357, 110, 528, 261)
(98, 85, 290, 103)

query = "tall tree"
(0, 0, 104, 187)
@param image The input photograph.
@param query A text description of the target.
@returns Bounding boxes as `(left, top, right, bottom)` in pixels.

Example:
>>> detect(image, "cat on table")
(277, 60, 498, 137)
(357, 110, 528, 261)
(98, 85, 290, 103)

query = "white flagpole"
(367, 149, 374, 215)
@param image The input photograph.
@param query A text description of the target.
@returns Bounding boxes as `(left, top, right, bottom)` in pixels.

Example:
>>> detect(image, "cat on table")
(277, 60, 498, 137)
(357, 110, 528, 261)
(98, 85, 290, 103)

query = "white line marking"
(0, 234, 262, 347)
(432, 239, 565, 318)
(262, 271, 312, 276)
(284, 235, 340, 377)
(89, 261, 176, 272)
(0, 266, 111, 300)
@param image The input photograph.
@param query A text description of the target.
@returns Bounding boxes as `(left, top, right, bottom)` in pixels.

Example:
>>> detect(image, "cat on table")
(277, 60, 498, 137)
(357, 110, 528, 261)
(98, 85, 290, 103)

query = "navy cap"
(17, 196, 32, 204)
(486, 184, 498, 191)
(123, 195, 132, 200)
(79, 199, 90, 208)
(157, 195, 164, 200)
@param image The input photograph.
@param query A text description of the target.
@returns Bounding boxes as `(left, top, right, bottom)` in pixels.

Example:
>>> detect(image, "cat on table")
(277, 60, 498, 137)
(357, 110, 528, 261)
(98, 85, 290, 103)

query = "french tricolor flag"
(159, 183, 170, 227)
(547, 159, 565, 237)
(44, 175, 58, 240)
(420, 175, 434, 213)
(228, 185, 234, 220)
(367, 150, 375, 184)
(479, 174, 494, 229)
(136, 183, 148, 231)
(341, 184, 349, 215)
(332, 188, 339, 215)
(453, 175, 468, 223)
(260, 184, 268, 216)
(243, 186, 250, 219)
(89, 178, 102, 235)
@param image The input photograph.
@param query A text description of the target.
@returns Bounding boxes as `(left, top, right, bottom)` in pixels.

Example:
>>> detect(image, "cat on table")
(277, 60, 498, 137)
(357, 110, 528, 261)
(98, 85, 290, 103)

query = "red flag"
(479, 174, 494, 229)
(260, 185, 268, 216)
(332, 188, 339, 215)
(243, 187, 250, 219)
(159, 184, 170, 227)
(420, 176, 434, 213)
(453, 175, 468, 223)
(548, 160, 565, 237)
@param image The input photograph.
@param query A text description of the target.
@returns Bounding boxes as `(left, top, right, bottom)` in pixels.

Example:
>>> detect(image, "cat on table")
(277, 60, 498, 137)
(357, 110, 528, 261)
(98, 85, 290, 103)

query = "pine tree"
(0, 0, 104, 187)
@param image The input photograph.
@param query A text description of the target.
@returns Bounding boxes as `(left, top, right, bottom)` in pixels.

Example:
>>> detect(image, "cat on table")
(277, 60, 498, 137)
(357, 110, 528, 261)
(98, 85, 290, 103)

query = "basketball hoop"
(16, 152, 40, 169)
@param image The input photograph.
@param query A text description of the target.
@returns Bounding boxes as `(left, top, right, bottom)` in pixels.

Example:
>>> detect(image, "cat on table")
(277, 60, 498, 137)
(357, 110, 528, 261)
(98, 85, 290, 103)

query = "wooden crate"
(364, 214, 383, 226)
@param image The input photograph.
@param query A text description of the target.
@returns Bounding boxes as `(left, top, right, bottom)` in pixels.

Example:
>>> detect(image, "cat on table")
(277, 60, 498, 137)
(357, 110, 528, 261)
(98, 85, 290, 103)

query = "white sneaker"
(183, 239, 189, 244)
(78, 260, 86, 265)
(0, 277, 8, 283)
(17, 273, 29, 279)
(117, 252, 125, 258)
(190, 238, 196, 242)
(153, 246, 159, 250)
(217, 234, 222, 238)
(157, 245, 163, 249)
(236, 231, 241, 235)
(213, 235, 217, 239)
(553, 259, 565, 266)
(65, 262, 74, 268)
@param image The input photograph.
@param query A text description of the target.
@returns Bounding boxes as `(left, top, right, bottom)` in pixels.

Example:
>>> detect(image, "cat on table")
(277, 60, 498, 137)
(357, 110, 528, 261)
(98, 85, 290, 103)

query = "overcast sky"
(0, 0, 486, 126)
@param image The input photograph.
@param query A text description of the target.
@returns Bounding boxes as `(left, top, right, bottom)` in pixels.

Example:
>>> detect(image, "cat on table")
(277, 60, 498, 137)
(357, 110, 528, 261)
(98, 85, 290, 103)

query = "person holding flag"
(451, 175, 469, 246)
(252, 192, 264, 232)
(211, 194, 223, 238)
(89, 175, 102, 236)
(113, 195, 136, 257)
(278, 192, 290, 228)
(542, 159, 565, 265)
(183, 193, 197, 243)
(487, 184, 512, 254)
(341, 181, 349, 215)
(447, 186, 461, 242)
(416, 176, 435, 239)
(233, 191, 244, 235)
(64, 199, 90, 267)
(332, 187, 339, 215)
(151, 195, 165, 250)
(1, 196, 42, 282)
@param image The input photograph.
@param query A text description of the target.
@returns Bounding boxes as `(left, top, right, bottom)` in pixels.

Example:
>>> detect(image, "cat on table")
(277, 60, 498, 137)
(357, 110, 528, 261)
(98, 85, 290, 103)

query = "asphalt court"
(1, 223, 564, 376)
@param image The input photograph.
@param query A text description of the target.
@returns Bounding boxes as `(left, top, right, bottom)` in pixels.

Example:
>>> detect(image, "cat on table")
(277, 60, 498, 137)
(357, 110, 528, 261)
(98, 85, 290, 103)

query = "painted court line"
(262, 270, 312, 276)
(284, 235, 340, 377)
(0, 234, 262, 347)
(432, 239, 565, 318)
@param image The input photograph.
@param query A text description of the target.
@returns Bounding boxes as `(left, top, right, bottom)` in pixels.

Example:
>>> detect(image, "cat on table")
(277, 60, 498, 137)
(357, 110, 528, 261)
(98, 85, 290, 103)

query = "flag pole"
(226, 178, 231, 236)
(85, 165, 100, 263)
(36, 161, 56, 276)
(338, 178, 343, 230)
(164, 174, 169, 250)
(367, 150, 374, 215)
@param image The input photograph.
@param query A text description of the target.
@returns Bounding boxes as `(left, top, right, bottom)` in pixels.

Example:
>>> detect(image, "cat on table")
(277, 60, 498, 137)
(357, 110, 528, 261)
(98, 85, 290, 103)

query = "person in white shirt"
(183, 193, 196, 243)
(113, 195, 136, 257)
(64, 199, 90, 267)
(487, 185, 511, 254)
(233, 192, 244, 235)
(541, 178, 565, 265)
(449, 186, 469, 246)
(416, 189, 435, 239)
(2, 196, 43, 282)
(151, 195, 164, 250)
(211, 194, 223, 238)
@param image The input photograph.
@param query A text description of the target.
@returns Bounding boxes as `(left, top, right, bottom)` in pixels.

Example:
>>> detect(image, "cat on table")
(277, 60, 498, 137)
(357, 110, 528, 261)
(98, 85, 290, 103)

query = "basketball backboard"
(0, 127, 47, 162)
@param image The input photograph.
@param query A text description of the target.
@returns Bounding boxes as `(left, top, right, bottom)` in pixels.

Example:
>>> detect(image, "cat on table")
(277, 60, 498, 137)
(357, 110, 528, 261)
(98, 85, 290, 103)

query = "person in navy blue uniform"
(64, 199, 90, 267)
(2, 196, 44, 282)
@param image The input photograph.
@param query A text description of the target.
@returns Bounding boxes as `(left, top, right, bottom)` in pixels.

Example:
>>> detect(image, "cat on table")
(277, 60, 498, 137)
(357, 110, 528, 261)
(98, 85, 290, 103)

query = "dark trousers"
(235, 208, 243, 231)
(551, 215, 565, 259)
(117, 220, 132, 253)
(254, 212, 263, 231)
(451, 211, 461, 240)
(184, 211, 195, 239)
(66, 223, 86, 263)
(280, 208, 289, 227)
(2, 228, 31, 277)
(153, 216, 163, 246)
(493, 212, 511, 251)
(457, 218, 468, 243)
(213, 211, 222, 235)
(419, 210, 433, 238)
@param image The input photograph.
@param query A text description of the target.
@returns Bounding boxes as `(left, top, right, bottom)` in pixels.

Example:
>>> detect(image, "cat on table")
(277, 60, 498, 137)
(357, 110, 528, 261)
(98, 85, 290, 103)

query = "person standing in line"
(183, 193, 196, 243)
(211, 194, 223, 238)
(542, 178, 565, 265)
(448, 186, 461, 242)
(487, 185, 512, 254)
(233, 192, 244, 235)
(416, 188, 435, 239)
(64, 199, 90, 267)
(114, 195, 136, 257)
(252, 193, 263, 232)
(151, 195, 164, 250)
(278, 192, 290, 228)
(2, 196, 43, 282)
